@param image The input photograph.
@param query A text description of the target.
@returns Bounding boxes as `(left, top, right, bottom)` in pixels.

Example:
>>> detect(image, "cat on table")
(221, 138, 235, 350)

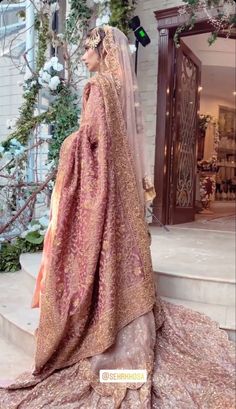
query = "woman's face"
(81, 47, 100, 73)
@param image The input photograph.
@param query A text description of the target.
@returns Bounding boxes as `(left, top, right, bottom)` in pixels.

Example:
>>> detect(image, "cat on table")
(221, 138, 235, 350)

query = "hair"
(85, 27, 106, 58)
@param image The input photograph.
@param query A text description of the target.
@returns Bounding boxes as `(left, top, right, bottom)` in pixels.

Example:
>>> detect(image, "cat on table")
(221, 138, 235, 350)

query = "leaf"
(25, 232, 44, 244)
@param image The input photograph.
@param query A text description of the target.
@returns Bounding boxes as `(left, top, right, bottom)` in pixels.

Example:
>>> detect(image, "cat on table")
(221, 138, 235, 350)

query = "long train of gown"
(0, 299, 235, 408)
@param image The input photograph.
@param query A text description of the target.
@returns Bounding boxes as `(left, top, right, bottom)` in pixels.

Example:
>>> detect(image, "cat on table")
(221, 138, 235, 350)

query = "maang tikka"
(85, 28, 101, 49)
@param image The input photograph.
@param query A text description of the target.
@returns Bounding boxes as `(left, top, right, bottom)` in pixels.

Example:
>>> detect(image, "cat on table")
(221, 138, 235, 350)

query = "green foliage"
(65, 0, 92, 43)
(7, 13, 49, 146)
(47, 85, 80, 167)
(174, 0, 235, 47)
(109, 0, 137, 36)
(0, 238, 43, 273)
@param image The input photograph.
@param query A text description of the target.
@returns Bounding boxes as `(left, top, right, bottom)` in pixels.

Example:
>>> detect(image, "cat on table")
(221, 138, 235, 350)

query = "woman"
(0, 25, 235, 409)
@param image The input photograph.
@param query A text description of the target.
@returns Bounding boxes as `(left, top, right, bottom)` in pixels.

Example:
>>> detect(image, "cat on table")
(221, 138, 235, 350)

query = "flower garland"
(174, 0, 236, 47)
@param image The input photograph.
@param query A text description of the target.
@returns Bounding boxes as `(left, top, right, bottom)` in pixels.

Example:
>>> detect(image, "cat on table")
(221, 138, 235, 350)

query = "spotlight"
(129, 16, 151, 47)
(129, 16, 151, 74)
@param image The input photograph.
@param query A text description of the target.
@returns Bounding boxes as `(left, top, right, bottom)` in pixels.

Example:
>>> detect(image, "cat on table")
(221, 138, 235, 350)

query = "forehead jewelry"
(85, 29, 101, 49)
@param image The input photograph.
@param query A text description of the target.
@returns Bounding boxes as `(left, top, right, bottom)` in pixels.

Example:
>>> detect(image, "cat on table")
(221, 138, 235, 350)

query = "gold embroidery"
(18, 73, 162, 385)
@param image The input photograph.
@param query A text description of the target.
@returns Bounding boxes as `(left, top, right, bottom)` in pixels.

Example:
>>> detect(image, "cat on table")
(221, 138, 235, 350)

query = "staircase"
(151, 226, 236, 342)
(0, 225, 235, 378)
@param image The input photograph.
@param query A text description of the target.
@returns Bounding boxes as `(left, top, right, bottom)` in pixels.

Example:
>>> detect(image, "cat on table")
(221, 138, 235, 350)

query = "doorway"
(153, 7, 235, 226)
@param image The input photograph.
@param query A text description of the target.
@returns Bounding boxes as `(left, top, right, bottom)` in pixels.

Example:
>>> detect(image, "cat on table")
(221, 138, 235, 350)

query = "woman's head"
(82, 27, 106, 73)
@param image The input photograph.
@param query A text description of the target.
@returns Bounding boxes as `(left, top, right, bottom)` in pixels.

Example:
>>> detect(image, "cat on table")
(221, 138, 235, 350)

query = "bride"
(0, 25, 234, 409)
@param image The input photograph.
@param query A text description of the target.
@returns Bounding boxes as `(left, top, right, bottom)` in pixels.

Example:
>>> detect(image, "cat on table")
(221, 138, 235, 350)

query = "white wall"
(134, 0, 183, 179)
(0, 56, 24, 142)
(200, 95, 235, 119)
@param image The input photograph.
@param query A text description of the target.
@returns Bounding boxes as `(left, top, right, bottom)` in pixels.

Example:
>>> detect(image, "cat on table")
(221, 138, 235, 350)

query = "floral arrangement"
(197, 156, 219, 172)
(199, 114, 213, 132)
(199, 174, 216, 210)
(174, 0, 236, 47)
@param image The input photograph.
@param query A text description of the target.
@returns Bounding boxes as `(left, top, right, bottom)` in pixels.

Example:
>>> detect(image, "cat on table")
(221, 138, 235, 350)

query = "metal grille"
(176, 54, 197, 207)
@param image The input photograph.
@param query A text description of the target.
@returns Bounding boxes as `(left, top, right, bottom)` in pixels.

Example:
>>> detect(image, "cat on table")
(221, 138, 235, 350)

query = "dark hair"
(86, 27, 106, 58)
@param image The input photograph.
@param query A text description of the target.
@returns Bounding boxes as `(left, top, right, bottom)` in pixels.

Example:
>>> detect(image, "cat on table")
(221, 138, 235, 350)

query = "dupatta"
(29, 72, 163, 381)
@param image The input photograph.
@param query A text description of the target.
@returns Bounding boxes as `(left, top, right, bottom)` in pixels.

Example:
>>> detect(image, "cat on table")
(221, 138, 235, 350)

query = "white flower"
(129, 44, 137, 54)
(29, 224, 41, 232)
(10, 138, 21, 147)
(3, 151, 13, 160)
(39, 216, 49, 227)
(41, 71, 51, 83)
(49, 75, 60, 90)
(15, 147, 25, 156)
(50, 56, 63, 72)
(30, 80, 37, 87)
(96, 17, 103, 27)
(101, 14, 110, 24)
(0, 145, 5, 154)
(38, 77, 46, 87)
(53, 61, 63, 72)
(44, 60, 52, 72)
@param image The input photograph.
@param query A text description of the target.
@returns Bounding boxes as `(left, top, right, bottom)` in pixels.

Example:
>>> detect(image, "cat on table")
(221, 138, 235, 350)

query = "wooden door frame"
(152, 6, 234, 225)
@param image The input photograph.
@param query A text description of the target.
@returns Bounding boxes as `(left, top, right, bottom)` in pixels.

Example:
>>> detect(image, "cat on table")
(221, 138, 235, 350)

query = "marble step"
(20, 252, 42, 294)
(0, 336, 33, 379)
(151, 228, 235, 306)
(20, 252, 235, 337)
(0, 271, 39, 356)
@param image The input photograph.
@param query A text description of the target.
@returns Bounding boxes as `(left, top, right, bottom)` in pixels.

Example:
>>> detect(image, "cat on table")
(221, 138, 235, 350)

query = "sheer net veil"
(94, 25, 156, 209)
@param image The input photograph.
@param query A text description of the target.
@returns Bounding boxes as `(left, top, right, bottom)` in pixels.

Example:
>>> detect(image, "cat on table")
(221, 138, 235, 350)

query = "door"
(168, 39, 201, 224)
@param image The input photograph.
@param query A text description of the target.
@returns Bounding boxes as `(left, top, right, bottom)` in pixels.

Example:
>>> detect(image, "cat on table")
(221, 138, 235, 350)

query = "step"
(20, 249, 235, 335)
(0, 336, 33, 379)
(161, 297, 236, 342)
(20, 252, 42, 294)
(151, 228, 235, 306)
(0, 271, 39, 356)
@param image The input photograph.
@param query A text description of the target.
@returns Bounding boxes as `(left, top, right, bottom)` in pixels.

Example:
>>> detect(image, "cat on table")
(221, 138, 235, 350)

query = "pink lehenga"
(0, 26, 235, 409)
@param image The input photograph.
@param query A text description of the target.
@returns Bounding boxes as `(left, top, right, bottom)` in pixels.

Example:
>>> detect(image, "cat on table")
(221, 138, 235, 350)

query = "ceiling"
(183, 33, 235, 103)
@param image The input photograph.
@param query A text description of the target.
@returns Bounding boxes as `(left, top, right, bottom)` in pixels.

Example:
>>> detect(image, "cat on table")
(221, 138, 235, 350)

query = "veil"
(100, 25, 156, 208)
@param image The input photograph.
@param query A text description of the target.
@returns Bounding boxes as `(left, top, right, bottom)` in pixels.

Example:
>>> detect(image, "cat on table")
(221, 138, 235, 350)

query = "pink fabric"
(0, 301, 235, 408)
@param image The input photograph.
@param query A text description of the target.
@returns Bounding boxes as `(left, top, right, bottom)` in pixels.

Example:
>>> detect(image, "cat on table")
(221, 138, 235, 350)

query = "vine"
(95, 0, 137, 35)
(3, 11, 49, 147)
(174, 0, 236, 47)
(109, 0, 137, 36)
